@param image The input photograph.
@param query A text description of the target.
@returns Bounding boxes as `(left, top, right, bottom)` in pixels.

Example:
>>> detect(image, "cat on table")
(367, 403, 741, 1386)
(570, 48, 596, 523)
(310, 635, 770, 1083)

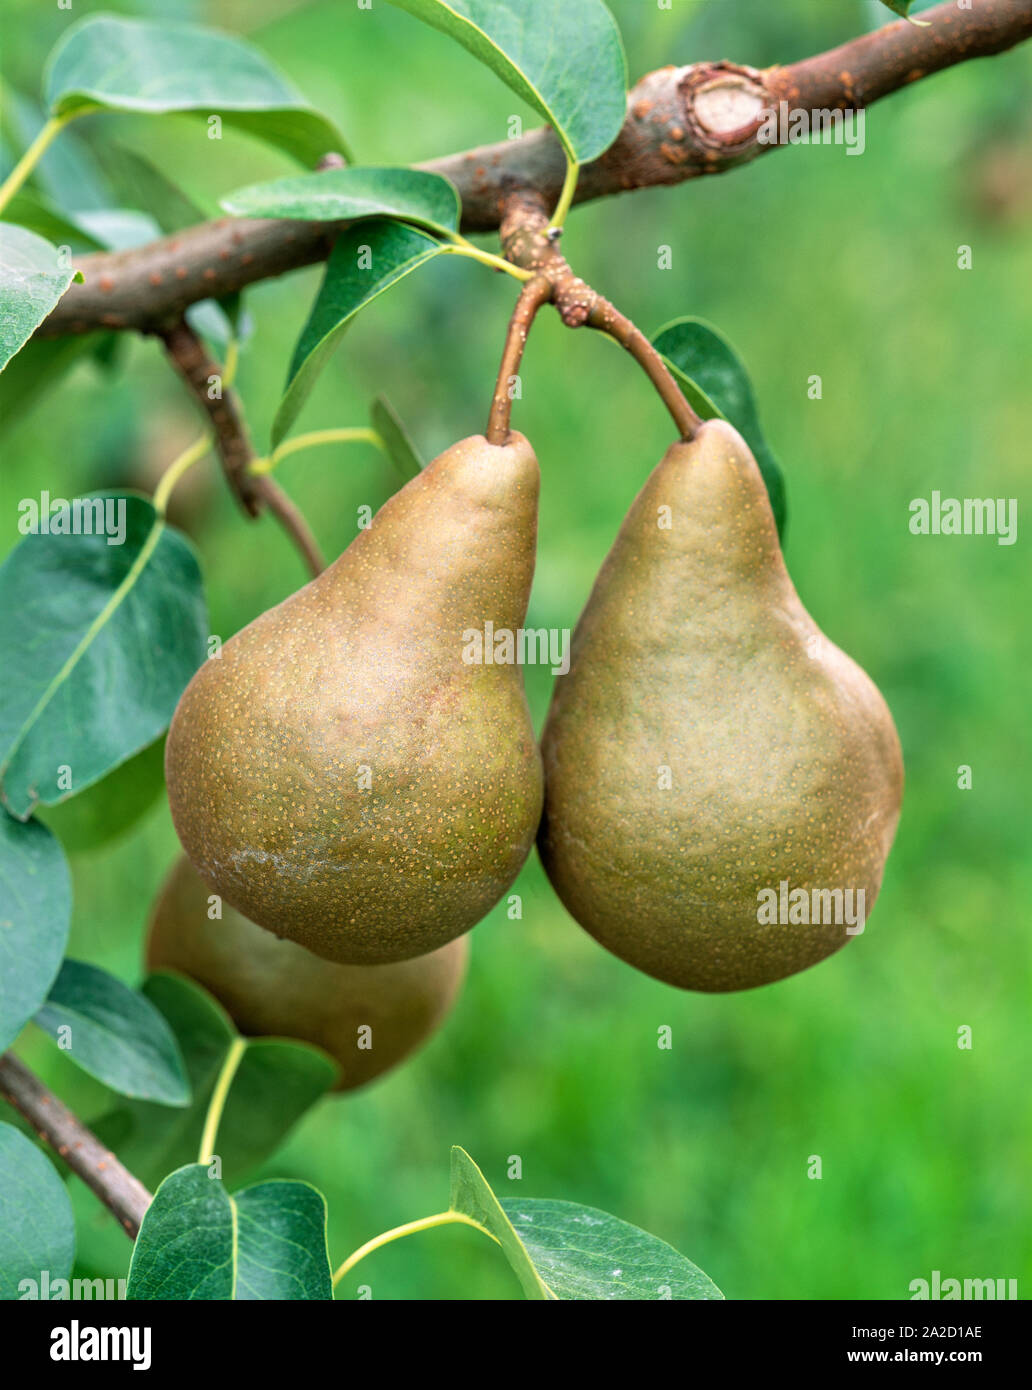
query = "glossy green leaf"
(384, 0, 627, 164)
(449, 1146, 553, 1299)
(96, 973, 336, 1189)
(223, 166, 460, 236)
(35, 959, 190, 1105)
(43, 15, 348, 166)
(0, 814, 70, 1052)
(0, 1124, 75, 1299)
(36, 737, 167, 853)
(0, 223, 81, 371)
(500, 1199, 725, 1299)
(0, 495, 208, 819)
(370, 394, 424, 481)
(652, 317, 787, 538)
(273, 219, 442, 447)
(448, 1147, 722, 1300)
(127, 1164, 332, 1300)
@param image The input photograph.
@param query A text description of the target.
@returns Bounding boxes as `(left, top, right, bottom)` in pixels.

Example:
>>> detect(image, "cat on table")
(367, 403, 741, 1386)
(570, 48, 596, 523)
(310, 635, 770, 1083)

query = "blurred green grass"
(3, 0, 1030, 1299)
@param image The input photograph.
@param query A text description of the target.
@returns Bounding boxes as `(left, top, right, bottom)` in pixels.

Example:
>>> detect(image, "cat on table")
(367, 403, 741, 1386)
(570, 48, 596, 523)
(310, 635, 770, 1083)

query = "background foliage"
(3, 0, 1030, 1299)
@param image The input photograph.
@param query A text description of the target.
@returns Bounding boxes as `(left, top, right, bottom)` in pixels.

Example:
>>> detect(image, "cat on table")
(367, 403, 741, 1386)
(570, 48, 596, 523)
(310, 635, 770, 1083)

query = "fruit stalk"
(487, 274, 554, 445)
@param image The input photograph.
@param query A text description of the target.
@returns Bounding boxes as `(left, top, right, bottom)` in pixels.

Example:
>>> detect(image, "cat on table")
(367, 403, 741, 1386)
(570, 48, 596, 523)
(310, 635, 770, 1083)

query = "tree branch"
(0, 1052, 152, 1239)
(33, 0, 1032, 339)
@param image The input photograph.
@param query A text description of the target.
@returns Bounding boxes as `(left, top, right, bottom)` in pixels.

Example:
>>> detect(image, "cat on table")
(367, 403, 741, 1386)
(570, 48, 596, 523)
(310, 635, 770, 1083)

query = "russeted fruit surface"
(147, 856, 468, 1091)
(165, 433, 542, 965)
(539, 419, 903, 992)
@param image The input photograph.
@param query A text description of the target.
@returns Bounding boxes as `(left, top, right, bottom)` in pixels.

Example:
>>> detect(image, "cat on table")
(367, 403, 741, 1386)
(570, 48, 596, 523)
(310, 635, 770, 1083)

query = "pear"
(147, 856, 467, 1092)
(539, 419, 903, 992)
(166, 433, 542, 965)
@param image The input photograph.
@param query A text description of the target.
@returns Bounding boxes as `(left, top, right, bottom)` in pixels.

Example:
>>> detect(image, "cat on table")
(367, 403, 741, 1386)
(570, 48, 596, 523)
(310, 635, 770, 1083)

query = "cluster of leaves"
(0, 0, 804, 1300)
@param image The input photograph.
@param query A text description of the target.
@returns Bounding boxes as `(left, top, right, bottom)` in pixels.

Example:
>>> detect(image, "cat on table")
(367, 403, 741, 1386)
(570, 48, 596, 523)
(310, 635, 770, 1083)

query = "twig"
(0, 1052, 151, 1239)
(496, 198, 701, 441)
(34, 0, 1032, 338)
(158, 321, 326, 574)
(158, 320, 262, 516)
(253, 475, 326, 578)
(486, 275, 554, 445)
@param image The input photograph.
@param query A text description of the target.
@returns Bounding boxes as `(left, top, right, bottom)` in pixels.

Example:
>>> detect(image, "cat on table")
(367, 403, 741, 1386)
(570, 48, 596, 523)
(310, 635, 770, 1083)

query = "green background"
(3, 0, 1030, 1299)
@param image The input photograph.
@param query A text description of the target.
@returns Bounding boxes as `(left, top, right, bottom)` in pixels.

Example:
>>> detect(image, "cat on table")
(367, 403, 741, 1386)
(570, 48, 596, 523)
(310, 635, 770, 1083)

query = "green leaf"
(96, 973, 336, 1189)
(0, 333, 101, 437)
(273, 219, 443, 448)
(500, 1199, 725, 1299)
(0, 814, 70, 1052)
(449, 1146, 553, 1299)
(0, 494, 208, 819)
(43, 14, 349, 166)
(0, 1124, 75, 1299)
(127, 1164, 332, 1300)
(652, 316, 787, 538)
(448, 1148, 723, 1300)
(370, 394, 424, 481)
(880, 0, 930, 20)
(73, 208, 162, 252)
(91, 144, 211, 233)
(36, 736, 167, 853)
(34, 959, 190, 1105)
(0, 223, 80, 371)
(384, 0, 627, 165)
(223, 166, 460, 236)
(2, 190, 107, 252)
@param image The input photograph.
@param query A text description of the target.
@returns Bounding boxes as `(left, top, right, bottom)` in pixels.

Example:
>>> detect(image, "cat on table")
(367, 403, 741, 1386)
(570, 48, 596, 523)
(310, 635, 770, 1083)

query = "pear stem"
(496, 197, 702, 442)
(486, 274, 554, 445)
(586, 298, 702, 442)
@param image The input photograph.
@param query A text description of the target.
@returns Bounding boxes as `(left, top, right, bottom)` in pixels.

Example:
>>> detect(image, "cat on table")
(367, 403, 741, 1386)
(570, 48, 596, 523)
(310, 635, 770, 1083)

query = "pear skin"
(147, 856, 467, 1092)
(539, 419, 903, 992)
(166, 433, 542, 964)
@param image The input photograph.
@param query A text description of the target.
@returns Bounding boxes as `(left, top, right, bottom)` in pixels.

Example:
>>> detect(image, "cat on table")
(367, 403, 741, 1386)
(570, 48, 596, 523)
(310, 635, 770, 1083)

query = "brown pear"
(146, 856, 468, 1092)
(539, 419, 903, 992)
(165, 433, 542, 965)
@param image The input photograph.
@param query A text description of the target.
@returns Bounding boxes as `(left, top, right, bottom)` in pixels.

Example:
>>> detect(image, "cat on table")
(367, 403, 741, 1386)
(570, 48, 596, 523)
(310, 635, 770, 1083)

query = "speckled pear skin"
(147, 856, 468, 1092)
(538, 419, 903, 992)
(165, 433, 542, 965)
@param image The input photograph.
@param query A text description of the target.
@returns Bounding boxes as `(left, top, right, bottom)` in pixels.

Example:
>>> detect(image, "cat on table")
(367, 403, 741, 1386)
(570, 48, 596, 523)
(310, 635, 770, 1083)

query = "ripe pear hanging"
(166, 433, 543, 965)
(147, 856, 468, 1092)
(538, 419, 903, 992)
